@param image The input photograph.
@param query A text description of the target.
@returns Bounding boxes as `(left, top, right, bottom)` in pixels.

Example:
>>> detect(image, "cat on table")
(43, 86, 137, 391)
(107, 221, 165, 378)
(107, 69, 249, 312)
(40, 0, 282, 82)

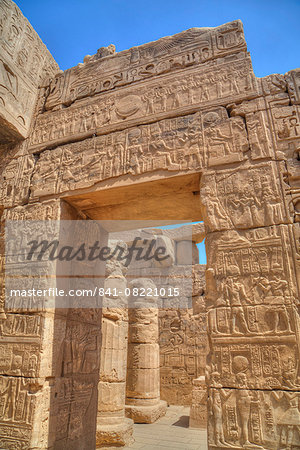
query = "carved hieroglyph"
(44, 20, 247, 111)
(28, 54, 255, 153)
(0, 5, 300, 450)
(159, 264, 207, 406)
(189, 376, 207, 429)
(27, 109, 250, 203)
(0, 0, 59, 142)
(1, 202, 105, 450)
(200, 161, 292, 232)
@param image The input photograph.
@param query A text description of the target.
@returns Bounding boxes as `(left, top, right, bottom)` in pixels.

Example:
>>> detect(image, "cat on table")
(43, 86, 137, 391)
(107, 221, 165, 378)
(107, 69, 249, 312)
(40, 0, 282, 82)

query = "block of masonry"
(1, 0, 300, 448)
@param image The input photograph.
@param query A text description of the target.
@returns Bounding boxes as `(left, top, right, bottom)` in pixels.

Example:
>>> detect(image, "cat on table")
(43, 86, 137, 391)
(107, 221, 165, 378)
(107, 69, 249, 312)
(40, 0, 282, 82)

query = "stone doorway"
(58, 172, 207, 448)
(1, 2, 300, 448)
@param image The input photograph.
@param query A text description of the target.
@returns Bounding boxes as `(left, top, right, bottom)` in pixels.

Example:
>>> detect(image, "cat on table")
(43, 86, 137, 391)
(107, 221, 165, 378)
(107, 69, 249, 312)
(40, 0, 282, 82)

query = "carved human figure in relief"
(178, 126, 203, 168)
(168, 81, 181, 109)
(0, 299, 6, 320)
(262, 187, 283, 224)
(61, 148, 80, 187)
(103, 98, 115, 124)
(201, 185, 231, 230)
(206, 268, 224, 335)
(150, 134, 178, 169)
(235, 188, 257, 227)
(209, 371, 235, 448)
(32, 152, 59, 191)
(142, 91, 155, 114)
(273, 392, 300, 450)
(281, 357, 300, 389)
(107, 140, 124, 177)
(235, 373, 264, 449)
(270, 276, 289, 298)
(235, 374, 251, 441)
(246, 113, 271, 158)
(23, 156, 34, 177)
(0, 378, 19, 421)
(127, 128, 143, 174)
(228, 74, 239, 95)
(206, 125, 232, 156)
(197, 79, 210, 102)
(225, 277, 252, 335)
(211, 389, 231, 447)
(186, 75, 197, 103)
(268, 307, 292, 336)
(84, 141, 106, 177)
(215, 74, 224, 97)
(154, 86, 168, 112)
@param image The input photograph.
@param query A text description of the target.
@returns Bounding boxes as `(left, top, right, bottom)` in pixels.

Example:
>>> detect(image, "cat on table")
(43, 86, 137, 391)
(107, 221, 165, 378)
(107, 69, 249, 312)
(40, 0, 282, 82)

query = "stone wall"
(0, 202, 106, 450)
(159, 265, 206, 406)
(0, 7, 299, 449)
(0, 0, 59, 143)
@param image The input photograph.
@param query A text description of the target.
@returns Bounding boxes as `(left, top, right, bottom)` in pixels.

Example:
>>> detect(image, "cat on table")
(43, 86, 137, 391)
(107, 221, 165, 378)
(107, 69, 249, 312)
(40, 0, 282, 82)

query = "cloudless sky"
(16, 0, 299, 76)
(14, 0, 299, 264)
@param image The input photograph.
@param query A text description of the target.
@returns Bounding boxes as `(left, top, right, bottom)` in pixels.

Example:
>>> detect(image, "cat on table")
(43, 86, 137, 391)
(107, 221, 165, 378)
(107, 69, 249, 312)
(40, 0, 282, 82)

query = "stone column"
(96, 241, 134, 447)
(189, 376, 207, 429)
(126, 278, 167, 423)
(200, 119, 300, 449)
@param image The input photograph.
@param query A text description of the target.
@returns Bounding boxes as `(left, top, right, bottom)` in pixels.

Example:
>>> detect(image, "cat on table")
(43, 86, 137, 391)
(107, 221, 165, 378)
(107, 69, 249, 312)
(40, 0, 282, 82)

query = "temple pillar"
(125, 278, 167, 423)
(96, 241, 134, 447)
(200, 140, 300, 448)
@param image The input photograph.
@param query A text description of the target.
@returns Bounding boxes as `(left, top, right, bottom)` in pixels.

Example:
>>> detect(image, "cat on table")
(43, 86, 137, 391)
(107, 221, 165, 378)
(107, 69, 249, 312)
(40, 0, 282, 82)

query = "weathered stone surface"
(126, 279, 167, 423)
(200, 162, 292, 233)
(0, 154, 35, 208)
(0, 376, 52, 450)
(0, 0, 59, 143)
(125, 399, 167, 424)
(189, 376, 207, 429)
(27, 109, 251, 202)
(113, 227, 206, 407)
(28, 53, 256, 152)
(159, 305, 207, 406)
(96, 242, 134, 447)
(96, 418, 134, 448)
(0, 7, 299, 450)
(286, 68, 300, 104)
(45, 20, 247, 112)
(208, 386, 300, 449)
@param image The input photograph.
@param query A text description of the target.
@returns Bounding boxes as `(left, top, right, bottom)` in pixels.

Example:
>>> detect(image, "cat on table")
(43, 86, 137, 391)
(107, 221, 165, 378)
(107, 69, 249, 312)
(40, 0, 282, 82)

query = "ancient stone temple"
(0, 0, 300, 449)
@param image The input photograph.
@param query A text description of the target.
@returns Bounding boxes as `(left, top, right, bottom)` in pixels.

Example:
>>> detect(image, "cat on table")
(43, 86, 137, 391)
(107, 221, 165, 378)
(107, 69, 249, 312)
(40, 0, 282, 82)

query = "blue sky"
(15, 0, 299, 265)
(17, 0, 299, 76)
